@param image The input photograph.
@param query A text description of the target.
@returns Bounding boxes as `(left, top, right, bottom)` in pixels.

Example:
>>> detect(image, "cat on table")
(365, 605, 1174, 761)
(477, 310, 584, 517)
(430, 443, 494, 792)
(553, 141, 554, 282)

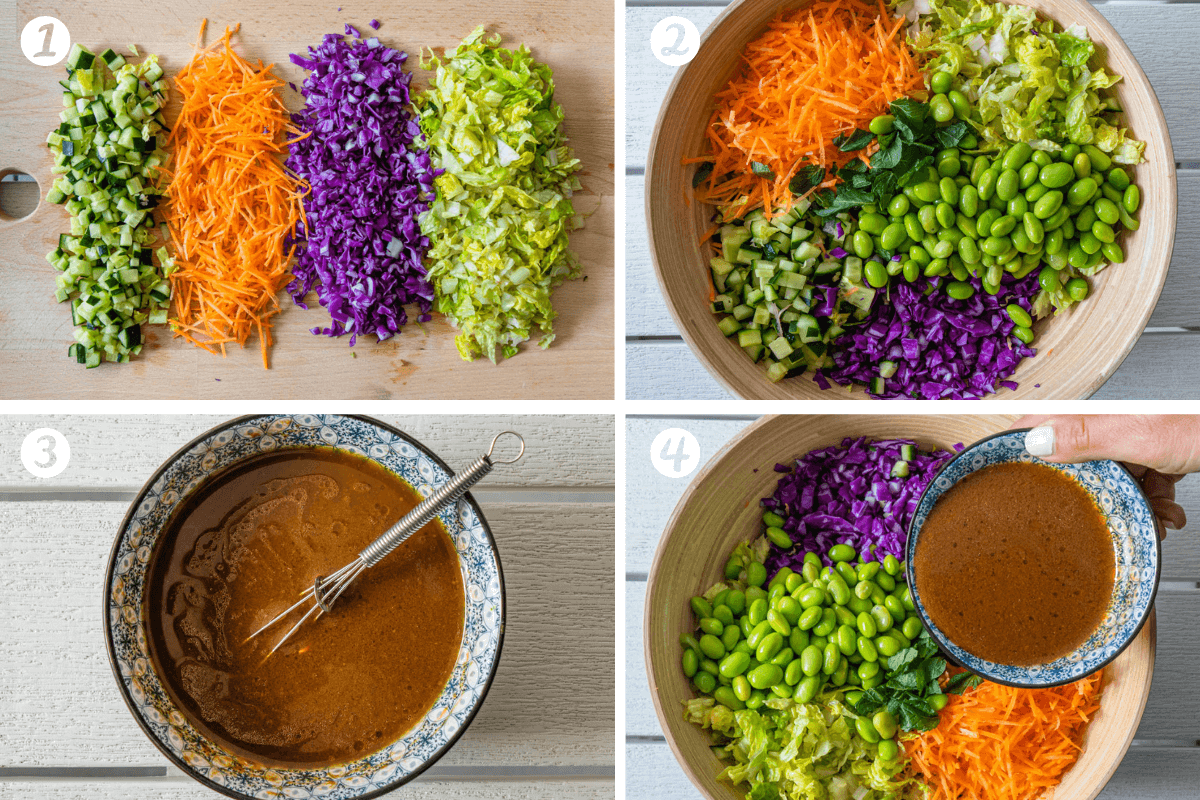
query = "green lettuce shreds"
(684, 692, 921, 800)
(417, 27, 583, 362)
(906, 0, 1145, 164)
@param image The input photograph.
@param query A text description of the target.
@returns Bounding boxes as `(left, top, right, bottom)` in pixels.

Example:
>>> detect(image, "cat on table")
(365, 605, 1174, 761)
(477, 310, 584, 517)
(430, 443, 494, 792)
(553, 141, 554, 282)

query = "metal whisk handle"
(356, 431, 525, 568)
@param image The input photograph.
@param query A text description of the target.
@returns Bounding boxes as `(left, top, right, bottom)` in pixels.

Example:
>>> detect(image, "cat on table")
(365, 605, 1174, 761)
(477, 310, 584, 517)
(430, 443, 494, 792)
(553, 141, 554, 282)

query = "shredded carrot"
(693, 0, 924, 222)
(164, 22, 308, 369)
(905, 670, 1105, 800)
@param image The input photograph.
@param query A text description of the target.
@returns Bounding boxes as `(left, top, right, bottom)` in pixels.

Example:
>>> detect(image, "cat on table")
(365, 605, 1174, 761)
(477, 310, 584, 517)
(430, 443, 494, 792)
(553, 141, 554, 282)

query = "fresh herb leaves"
(751, 161, 776, 179)
(692, 162, 714, 188)
(816, 97, 955, 217)
(789, 163, 825, 196)
(850, 631, 979, 733)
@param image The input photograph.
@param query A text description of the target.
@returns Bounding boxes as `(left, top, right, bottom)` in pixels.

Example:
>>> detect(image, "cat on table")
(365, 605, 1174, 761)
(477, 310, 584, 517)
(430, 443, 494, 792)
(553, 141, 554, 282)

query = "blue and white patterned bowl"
(906, 429, 1160, 688)
(103, 415, 505, 800)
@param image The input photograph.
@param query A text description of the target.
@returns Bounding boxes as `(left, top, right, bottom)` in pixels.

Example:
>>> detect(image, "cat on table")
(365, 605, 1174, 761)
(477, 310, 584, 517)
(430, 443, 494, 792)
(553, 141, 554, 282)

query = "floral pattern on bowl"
(104, 415, 505, 799)
(906, 429, 1159, 688)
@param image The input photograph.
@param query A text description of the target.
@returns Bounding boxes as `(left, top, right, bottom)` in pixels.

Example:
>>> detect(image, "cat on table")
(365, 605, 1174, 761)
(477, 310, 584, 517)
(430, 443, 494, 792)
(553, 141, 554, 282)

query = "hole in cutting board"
(0, 171, 40, 221)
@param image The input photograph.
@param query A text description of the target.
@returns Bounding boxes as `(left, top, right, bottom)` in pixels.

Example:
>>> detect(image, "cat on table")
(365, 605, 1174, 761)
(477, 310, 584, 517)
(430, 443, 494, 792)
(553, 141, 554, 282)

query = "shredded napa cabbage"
(683, 691, 923, 800)
(416, 27, 583, 362)
(906, 0, 1145, 165)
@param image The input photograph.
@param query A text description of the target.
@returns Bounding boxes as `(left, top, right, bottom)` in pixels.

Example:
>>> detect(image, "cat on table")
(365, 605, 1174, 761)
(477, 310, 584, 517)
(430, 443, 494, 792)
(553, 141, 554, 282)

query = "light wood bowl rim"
(643, 414, 1158, 800)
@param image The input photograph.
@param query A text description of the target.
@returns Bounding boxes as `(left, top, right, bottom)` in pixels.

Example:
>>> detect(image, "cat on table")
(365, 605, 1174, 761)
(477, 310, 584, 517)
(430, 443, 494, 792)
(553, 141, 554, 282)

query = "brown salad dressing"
(912, 461, 1115, 667)
(145, 448, 465, 767)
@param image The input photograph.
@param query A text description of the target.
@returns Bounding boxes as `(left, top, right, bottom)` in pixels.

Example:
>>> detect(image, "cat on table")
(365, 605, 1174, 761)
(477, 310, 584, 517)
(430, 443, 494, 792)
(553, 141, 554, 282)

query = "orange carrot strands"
(904, 670, 1105, 800)
(693, 0, 924, 223)
(164, 22, 307, 369)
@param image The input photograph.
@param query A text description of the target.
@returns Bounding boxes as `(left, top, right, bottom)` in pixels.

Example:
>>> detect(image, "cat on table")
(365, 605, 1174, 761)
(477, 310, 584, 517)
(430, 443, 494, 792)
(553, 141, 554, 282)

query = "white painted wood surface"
(0, 416, 615, 798)
(624, 2, 1200, 400)
(624, 416, 1200, 799)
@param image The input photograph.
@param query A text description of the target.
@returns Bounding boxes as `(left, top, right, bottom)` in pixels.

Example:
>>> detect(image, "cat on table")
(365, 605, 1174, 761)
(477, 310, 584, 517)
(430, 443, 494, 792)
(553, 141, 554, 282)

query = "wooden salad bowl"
(644, 0, 1176, 399)
(644, 415, 1157, 800)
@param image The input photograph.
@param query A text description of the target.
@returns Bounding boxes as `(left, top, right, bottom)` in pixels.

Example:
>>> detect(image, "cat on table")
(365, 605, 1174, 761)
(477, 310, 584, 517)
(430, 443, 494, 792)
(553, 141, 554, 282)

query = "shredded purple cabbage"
(761, 437, 959, 578)
(285, 28, 439, 345)
(819, 274, 1040, 399)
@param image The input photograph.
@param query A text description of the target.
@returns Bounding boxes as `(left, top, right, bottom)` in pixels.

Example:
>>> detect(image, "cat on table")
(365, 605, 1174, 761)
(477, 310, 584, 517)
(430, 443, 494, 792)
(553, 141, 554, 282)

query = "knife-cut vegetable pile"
(45, 44, 171, 367)
(679, 438, 1107, 800)
(43, 22, 586, 368)
(164, 23, 306, 368)
(287, 26, 438, 345)
(692, 0, 1145, 398)
(417, 27, 583, 363)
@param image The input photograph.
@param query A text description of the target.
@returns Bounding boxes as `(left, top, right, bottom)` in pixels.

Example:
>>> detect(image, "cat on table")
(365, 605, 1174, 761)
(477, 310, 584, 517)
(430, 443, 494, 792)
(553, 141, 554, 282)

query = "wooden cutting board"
(0, 0, 614, 399)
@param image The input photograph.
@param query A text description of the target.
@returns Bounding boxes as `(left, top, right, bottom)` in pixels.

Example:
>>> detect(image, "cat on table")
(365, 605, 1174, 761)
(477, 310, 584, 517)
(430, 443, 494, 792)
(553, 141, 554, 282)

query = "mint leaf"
(751, 161, 776, 179)
(834, 128, 875, 152)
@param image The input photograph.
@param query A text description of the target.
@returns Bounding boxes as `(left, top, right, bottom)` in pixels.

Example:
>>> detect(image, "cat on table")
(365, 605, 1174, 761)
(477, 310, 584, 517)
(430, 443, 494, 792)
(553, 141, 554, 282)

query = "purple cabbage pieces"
(761, 437, 956, 580)
(286, 28, 439, 345)
(818, 274, 1040, 399)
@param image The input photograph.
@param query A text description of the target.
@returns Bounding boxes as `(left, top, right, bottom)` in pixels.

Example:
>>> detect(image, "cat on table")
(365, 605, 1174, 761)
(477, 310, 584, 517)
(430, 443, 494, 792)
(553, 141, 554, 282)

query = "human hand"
(1012, 415, 1198, 533)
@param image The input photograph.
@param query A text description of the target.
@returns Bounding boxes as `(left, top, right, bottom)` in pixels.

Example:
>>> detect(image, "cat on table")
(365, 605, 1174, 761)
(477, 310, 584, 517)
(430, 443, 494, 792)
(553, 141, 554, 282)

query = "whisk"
(248, 431, 525, 655)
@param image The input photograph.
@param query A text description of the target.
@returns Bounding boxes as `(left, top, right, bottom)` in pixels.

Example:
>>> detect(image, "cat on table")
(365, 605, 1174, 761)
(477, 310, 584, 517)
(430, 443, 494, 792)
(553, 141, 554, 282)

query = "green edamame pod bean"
(959, 184, 979, 217)
(957, 237, 980, 265)
(990, 214, 1018, 237)
(996, 168, 1019, 201)
(733, 674, 752, 702)
(682, 648, 699, 677)
(724, 589, 746, 615)
(1005, 303, 1033, 328)
(859, 213, 889, 236)
(1025, 182, 1050, 204)
(902, 616, 924, 640)
(810, 634, 827, 651)
(848, 595, 872, 615)
(857, 661, 880, 681)
(1061, 143, 1080, 161)
(870, 605, 894, 632)
(1066, 277, 1089, 302)
(1039, 162, 1074, 188)
(746, 562, 766, 587)
(1118, 204, 1140, 231)
(873, 709, 899, 740)
(869, 114, 895, 135)
(884, 595, 905, 620)
(857, 636, 879, 663)
(914, 181, 941, 205)
(1007, 194, 1029, 219)
(1043, 228, 1064, 255)
(878, 739, 900, 761)
(713, 604, 734, 626)
(1101, 181, 1123, 205)
(971, 157, 991, 187)
(982, 236, 1010, 256)
(713, 686, 745, 710)
(756, 631, 783, 662)
(724, 559, 741, 579)
(691, 596, 712, 618)
(831, 659, 849, 687)
(762, 511, 786, 528)
(875, 635, 901, 658)
(801, 562, 820, 584)
(798, 606, 822, 631)
(1080, 231, 1101, 255)
(834, 606, 856, 626)
(800, 645, 822, 677)
(855, 715, 881, 743)
(977, 167, 998, 201)
(746, 584, 766, 601)
(864, 260, 889, 289)
(765, 525, 794, 549)
(1107, 167, 1130, 190)
(722, 624, 740, 650)
(680, 632, 701, 653)
(1034, 190, 1063, 219)
(823, 642, 842, 675)
(888, 194, 910, 217)
(918, 204, 938, 234)
(693, 671, 717, 694)
(829, 544, 856, 562)
(776, 596, 802, 624)
(930, 93, 954, 122)
(835, 561, 858, 584)
(929, 694, 950, 711)
(1019, 161, 1040, 189)
(745, 689, 766, 709)
(747, 663, 783, 690)
(1082, 145, 1111, 172)
(1022, 212, 1044, 244)
(854, 580, 876, 601)
(902, 259, 920, 282)
(1066, 242, 1089, 271)
(1012, 325, 1034, 345)
(748, 598, 768, 626)
(746, 620, 771, 649)
(856, 561, 880, 581)
(944, 280, 973, 300)
(876, 572, 895, 592)
(699, 617, 723, 636)
(947, 90, 970, 119)
(789, 628, 810, 654)
(1067, 177, 1097, 207)
(938, 176, 960, 205)
(1002, 143, 1032, 171)
(1073, 152, 1091, 178)
(836, 624, 858, 656)
(768, 583, 785, 603)
(1092, 220, 1115, 243)
(856, 611, 878, 638)
(719, 650, 751, 678)
(880, 221, 907, 251)
(813, 608, 837, 637)
(770, 647, 793, 667)
(934, 203, 956, 231)
(1102, 241, 1125, 263)
(976, 208, 1000, 237)
(827, 574, 851, 605)
(767, 608, 792, 636)
(1124, 184, 1140, 214)
(883, 554, 901, 576)
(1094, 198, 1120, 225)
(852, 230, 875, 259)
(699, 634, 725, 660)
(785, 658, 805, 686)
(938, 154, 961, 178)
(798, 587, 825, 609)
(796, 674, 821, 703)
(929, 70, 953, 94)
(1031, 150, 1052, 167)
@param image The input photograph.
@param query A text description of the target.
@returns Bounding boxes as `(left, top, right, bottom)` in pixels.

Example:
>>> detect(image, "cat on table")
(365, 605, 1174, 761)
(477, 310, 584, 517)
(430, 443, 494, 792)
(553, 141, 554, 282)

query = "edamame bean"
(930, 94, 954, 122)
(789, 628, 810, 654)
(765, 525, 793, 549)
(1019, 161, 1040, 189)
(876, 572, 896, 592)
(1039, 162, 1074, 189)
(813, 608, 837, 637)
(748, 598, 768, 626)
(691, 596, 712, 618)
(1107, 167, 1130, 190)
(990, 214, 1018, 237)
(722, 624, 740, 650)
(855, 715, 881, 743)
(694, 671, 717, 694)
(930, 70, 953, 94)
(871, 605, 894, 632)
(682, 649, 698, 677)
(1007, 195, 1029, 218)
(878, 739, 900, 761)
(946, 280, 975, 300)
(884, 595, 905, 620)
(1094, 198, 1120, 225)
(853, 230, 875, 259)
(713, 686, 745, 710)
(880, 222, 907, 252)
(1067, 277, 1089, 302)
(1022, 212, 1044, 244)
(1034, 190, 1063, 219)
(1082, 145, 1111, 172)
(746, 620, 771, 649)
(929, 694, 950, 711)
(836, 624, 858, 656)
(699, 634, 725, 660)
(770, 647, 793, 667)
(856, 561, 881, 582)
(856, 611, 878, 638)
(902, 616, 924, 640)
(776, 596, 802, 624)
(888, 195, 910, 217)
(733, 674, 752, 701)
(699, 617, 723, 636)
(800, 645, 823, 677)
(959, 184, 979, 217)
(796, 674, 821, 703)
(836, 562, 858, 585)
(1031, 150, 1052, 168)
(873, 709, 898, 740)
(798, 606, 822, 631)
(947, 90, 970, 120)
(680, 633, 700, 653)
(747, 663, 783, 690)
(1092, 220, 1115, 244)
(1073, 152, 1091, 178)
(1124, 184, 1140, 214)
(1012, 325, 1034, 345)
(767, 608, 792, 636)
(977, 167, 998, 200)
(864, 260, 889, 289)
(823, 642, 842, 675)
(798, 587, 825, 609)
(828, 574, 851, 605)
(1102, 241, 1125, 263)
(1080, 231, 1101, 255)
(829, 544, 856, 562)
(875, 635, 901, 658)
(1005, 303, 1033, 328)
(756, 631, 783, 662)
(713, 604, 734, 626)
(719, 651, 751, 678)
(918, 204, 939, 234)
(725, 590, 746, 615)
(869, 114, 895, 135)
(1002, 143, 1032, 171)
(996, 168, 1019, 201)
(746, 562, 766, 587)
(785, 657, 805, 686)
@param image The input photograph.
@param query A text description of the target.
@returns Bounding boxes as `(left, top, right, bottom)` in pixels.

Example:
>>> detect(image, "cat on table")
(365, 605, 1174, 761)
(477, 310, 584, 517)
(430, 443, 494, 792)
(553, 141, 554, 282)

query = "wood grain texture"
(0, 415, 615, 488)
(643, 0, 1174, 400)
(626, 172, 1200, 334)
(626, 332, 1200, 399)
(625, 743, 1200, 800)
(0, 778, 615, 800)
(624, 4, 1200, 168)
(640, 415, 1163, 800)
(623, 416, 1200, 578)
(0, 501, 615, 768)
(0, 0, 615, 400)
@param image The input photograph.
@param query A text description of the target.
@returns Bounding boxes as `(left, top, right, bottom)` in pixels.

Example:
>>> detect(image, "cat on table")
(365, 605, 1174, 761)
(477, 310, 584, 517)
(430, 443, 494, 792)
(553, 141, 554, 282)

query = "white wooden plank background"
(624, 415, 1200, 799)
(0, 416, 615, 798)
(624, 2, 1200, 399)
